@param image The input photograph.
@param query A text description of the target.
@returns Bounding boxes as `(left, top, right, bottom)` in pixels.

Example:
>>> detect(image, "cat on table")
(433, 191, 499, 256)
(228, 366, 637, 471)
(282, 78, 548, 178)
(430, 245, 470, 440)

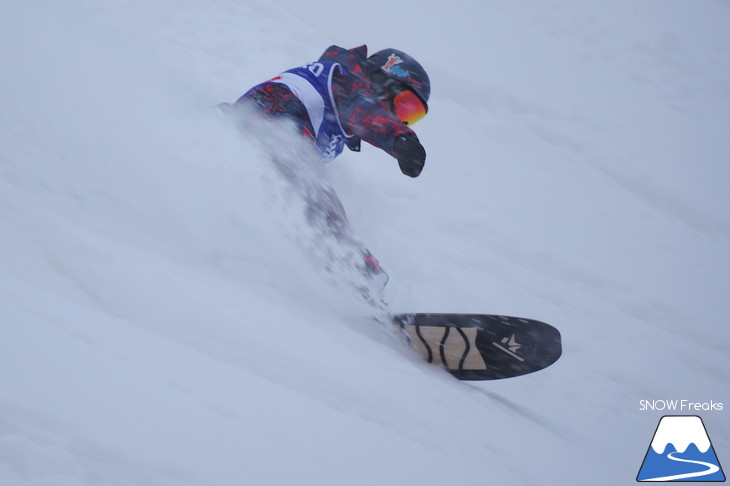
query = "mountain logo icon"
(491, 334, 525, 362)
(637, 415, 725, 482)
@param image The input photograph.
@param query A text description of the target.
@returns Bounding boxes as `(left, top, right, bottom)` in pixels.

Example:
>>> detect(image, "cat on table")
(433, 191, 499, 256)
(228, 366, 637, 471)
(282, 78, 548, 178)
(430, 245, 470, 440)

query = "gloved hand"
(393, 134, 426, 177)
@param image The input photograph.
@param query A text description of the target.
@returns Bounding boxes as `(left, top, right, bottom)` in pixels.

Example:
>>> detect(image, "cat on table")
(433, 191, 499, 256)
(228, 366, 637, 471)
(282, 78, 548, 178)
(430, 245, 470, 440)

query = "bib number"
(302, 62, 324, 77)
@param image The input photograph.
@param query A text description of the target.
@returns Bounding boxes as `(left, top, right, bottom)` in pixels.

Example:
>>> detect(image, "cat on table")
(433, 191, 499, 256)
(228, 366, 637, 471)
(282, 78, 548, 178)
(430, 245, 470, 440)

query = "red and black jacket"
(238, 45, 416, 160)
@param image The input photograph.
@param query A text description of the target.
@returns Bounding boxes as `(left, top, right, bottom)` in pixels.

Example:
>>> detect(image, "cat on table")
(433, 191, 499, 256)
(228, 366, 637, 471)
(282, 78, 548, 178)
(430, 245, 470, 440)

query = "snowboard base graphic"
(392, 313, 562, 380)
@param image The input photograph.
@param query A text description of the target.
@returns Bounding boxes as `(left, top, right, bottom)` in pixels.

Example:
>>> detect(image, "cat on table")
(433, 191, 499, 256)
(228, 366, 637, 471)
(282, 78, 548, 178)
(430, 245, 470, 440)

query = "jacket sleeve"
(319, 45, 417, 159)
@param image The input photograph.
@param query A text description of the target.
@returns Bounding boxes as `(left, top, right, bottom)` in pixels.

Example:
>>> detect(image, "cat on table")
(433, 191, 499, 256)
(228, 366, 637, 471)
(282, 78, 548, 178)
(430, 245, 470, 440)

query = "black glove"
(393, 134, 426, 178)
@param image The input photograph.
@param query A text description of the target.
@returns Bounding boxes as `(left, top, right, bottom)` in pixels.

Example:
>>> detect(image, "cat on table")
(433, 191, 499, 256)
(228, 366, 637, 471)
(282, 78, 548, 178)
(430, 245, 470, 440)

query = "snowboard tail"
(393, 313, 562, 380)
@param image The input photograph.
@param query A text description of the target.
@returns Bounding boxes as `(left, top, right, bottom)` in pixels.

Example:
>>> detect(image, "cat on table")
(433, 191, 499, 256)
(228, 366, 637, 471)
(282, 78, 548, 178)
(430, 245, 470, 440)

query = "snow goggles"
(393, 89, 428, 126)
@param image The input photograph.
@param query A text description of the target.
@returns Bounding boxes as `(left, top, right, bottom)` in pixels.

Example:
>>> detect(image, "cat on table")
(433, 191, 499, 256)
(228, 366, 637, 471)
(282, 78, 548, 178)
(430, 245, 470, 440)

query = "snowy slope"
(1, 1, 729, 485)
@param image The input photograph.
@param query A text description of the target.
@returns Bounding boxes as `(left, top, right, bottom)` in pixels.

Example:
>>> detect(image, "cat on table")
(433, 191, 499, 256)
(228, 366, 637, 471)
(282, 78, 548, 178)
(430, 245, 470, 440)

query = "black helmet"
(365, 48, 430, 112)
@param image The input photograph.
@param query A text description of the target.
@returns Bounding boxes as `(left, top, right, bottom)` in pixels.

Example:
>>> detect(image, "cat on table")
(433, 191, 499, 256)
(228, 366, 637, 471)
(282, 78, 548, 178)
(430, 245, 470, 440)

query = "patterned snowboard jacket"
(237, 45, 416, 161)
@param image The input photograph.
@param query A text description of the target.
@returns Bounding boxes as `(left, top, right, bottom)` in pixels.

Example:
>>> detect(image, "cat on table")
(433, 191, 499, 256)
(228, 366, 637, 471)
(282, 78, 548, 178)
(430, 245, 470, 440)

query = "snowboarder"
(229, 45, 430, 286)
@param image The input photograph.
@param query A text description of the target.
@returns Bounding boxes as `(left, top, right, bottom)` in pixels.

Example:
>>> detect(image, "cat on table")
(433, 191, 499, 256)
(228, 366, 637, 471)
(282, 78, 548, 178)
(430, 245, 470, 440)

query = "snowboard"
(393, 313, 561, 380)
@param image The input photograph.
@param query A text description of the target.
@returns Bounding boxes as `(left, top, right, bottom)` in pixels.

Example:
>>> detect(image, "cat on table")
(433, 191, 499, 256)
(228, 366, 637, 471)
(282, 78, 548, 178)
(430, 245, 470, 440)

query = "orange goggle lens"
(393, 89, 427, 126)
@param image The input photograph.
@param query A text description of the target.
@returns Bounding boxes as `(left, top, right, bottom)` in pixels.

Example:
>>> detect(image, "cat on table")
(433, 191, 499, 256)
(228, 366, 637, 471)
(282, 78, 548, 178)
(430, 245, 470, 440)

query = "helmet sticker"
(381, 53, 410, 78)
(382, 53, 403, 71)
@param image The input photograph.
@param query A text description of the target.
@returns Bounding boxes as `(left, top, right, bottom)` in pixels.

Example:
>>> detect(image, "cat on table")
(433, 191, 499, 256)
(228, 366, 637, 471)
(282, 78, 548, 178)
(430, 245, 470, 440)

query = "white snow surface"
(1, 1, 729, 485)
